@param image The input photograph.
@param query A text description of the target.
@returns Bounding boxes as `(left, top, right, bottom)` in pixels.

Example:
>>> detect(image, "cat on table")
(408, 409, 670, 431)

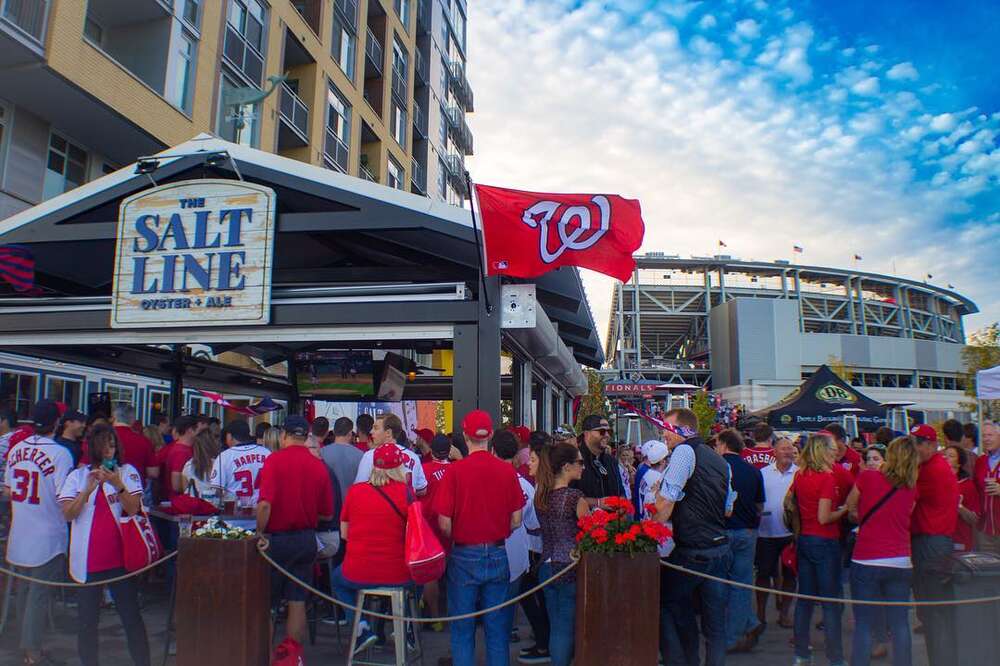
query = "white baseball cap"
(643, 440, 669, 465)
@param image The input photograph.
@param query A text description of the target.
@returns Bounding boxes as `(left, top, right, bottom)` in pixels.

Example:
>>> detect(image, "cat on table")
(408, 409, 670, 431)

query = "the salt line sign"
(111, 179, 276, 328)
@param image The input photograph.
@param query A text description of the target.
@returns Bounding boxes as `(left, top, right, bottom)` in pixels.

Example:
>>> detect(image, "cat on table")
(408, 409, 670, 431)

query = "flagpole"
(464, 170, 494, 314)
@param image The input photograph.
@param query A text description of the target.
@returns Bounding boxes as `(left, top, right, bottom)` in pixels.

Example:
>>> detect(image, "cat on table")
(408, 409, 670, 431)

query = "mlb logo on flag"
(494, 260, 509, 270)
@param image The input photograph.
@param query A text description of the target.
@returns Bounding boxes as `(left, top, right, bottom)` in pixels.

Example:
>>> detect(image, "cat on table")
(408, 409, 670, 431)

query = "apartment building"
(0, 0, 474, 220)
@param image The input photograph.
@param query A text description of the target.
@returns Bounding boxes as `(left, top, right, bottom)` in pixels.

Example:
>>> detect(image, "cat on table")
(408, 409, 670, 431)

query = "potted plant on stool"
(575, 497, 672, 666)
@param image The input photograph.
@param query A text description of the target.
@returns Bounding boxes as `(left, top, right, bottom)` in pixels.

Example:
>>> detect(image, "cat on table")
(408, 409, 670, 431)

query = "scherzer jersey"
(505, 475, 539, 581)
(3, 435, 74, 567)
(210, 443, 272, 503)
(58, 463, 143, 583)
(638, 468, 674, 558)
(354, 444, 428, 493)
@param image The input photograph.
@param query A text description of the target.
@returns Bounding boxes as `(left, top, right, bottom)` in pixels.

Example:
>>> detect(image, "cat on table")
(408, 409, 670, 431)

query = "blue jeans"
(539, 563, 575, 666)
(725, 528, 761, 647)
(850, 563, 912, 666)
(500, 575, 522, 640)
(447, 545, 511, 666)
(329, 565, 412, 630)
(794, 535, 844, 664)
(661, 544, 732, 666)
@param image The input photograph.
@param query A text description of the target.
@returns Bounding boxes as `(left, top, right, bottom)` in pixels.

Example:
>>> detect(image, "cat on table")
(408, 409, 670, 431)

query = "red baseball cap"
(412, 427, 435, 444)
(373, 443, 405, 469)
(509, 425, 531, 444)
(462, 410, 494, 440)
(909, 424, 937, 442)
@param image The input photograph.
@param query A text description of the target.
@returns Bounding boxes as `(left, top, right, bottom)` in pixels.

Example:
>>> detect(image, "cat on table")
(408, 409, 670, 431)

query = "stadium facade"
(605, 254, 978, 422)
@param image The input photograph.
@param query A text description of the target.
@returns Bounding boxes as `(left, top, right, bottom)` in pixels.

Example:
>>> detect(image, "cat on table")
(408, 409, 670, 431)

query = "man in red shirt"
(823, 423, 861, 477)
(353, 413, 374, 453)
(112, 404, 157, 484)
(435, 410, 524, 666)
(741, 423, 776, 469)
(257, 416, 334, 648)
(164, 416, 196, 499)
(973, 420, 1000, 555)
(909, 423, 958, 666)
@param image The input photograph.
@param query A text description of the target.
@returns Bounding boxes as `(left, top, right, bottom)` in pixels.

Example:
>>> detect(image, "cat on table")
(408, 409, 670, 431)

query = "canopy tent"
(752, 364, 888, 432)
(977, 365, 1000, 400)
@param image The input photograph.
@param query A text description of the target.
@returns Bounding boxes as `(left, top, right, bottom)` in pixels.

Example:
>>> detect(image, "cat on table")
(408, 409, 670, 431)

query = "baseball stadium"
(604, 254, 978, 423)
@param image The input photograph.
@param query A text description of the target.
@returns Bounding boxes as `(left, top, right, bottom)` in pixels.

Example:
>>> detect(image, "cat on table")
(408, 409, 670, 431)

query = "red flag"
(474, 184, 645, 282)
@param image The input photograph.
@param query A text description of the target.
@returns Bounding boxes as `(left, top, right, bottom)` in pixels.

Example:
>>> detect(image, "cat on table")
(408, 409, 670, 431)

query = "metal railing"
(1, 0, 48, 46)
(445, 152, 464, 180)
(412, 101, 427, 138)
(334, 0, 358, 28)
(448, 59, 473, 111)
(365, 32, 383, 76)
(278, 83, 309, 141)
(360, 161, 378, 183)
(391, 68, 407, 103)
(323, 128, 350, 173)
(411, 158, 427, 194)
(414, 48, 429, 85)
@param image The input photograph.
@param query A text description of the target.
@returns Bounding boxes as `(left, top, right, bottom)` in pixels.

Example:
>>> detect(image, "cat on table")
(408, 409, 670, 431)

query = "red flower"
(592, 528, 609, 544)
(614, 533, 628, 546)
(643, 502, 658, 516)
(575, 532, 584, 543)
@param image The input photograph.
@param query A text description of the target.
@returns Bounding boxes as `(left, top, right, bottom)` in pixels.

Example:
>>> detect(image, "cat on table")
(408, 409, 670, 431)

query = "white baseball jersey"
(209, 443, 272, 503)
(3, 435, 74, 567)
(505, 474, 539, 581)
(58, 463, 143, 582)
(639, 468, 674, 557)
(354, 444, 428, 493)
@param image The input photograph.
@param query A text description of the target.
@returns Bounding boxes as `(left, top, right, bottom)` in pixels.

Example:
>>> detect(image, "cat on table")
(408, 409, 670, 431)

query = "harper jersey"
(209, 443, 272, 503)
(3, 434, 74, 567)
(354, 443, 428, 493)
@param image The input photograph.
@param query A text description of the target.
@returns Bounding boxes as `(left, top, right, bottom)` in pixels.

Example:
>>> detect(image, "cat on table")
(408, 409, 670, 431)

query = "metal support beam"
(794, 270, 804, 333)
(169, 344, 185, 420)
(846, 278, 857, 334)
(541, 380, 554, 432)
(633, 269, 642, 368)
(856, 279, 868, 336)
(451, 276, 502, 433)
(557, 392, 567, 429)
(286, 352, 301, 414)
(616, 281, 626, 378)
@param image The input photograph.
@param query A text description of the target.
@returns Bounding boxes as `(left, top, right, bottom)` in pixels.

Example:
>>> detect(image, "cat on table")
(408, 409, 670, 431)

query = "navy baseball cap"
(62, 409, 86, 422)
(282, 416, 310, 437)
(31, 399, 60, 428)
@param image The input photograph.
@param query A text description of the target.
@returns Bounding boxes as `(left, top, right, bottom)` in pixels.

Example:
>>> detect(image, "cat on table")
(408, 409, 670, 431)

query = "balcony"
(391, 67, 407, 104)
(448, 59, 473, 112)
(412, 100, 427, 139)
(365, 32, 383, 77)
(414, 48, 429, 86)
(411, 159, 427, 194)
(445, 105, 473, 154)
(1, 0, 48, 50)
(360, 162, 378, 183)
(323, 127, 350, 173)
(277, 82, 309, 147)
(445, 152, 464, 179)
(416, 0, 429, 35)
(224, 23, 264, 86)
(334, 0, 358, 28)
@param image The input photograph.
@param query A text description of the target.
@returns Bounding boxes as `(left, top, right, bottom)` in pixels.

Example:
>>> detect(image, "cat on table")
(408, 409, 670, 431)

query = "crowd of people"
(1, 394, 999, 666)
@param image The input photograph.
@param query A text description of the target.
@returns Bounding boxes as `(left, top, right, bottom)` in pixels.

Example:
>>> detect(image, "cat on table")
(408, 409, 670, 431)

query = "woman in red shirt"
(943, 445, 981, 552)
(791, 433, 847, 666)
(331, 443, 413, 655)
(58, 424, 150, 666)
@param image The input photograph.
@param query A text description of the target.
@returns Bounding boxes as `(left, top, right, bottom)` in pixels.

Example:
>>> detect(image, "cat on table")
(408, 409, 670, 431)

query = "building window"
(168, 32, 197, 113)
(106, 383, 136, 411)
(387, 156, 404, 190)
(83, 16, 103, 45)
(394, 0, 409, 28)
(331, 12, 356, 81)
(0, 371, 37, 421)
(148, 389, 170, 424)
(182, 0, 201, 28)
(437, 159, 447, 199)
(43, 133, 88, 200)
(217, 71, 260, 147)
(324, 84, 351, 172)
(438, 103, 448, 145)
(45, 376, 82, 409)
(452, 5, 466, 50)
(390, 102, 407, 148)
(224, 0, 267, 85)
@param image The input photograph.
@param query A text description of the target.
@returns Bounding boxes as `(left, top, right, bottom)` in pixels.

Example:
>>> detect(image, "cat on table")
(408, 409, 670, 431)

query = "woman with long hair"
(534, 442, 589, 666)
(943, 445, 981, 552)
(331, 443, 413, 654)
(863, 444, 886, 471)
(791, 433, 848, 666)
(142, 425, 166, 453)
(845, 436, 920, 666)
(59, 424, 150, 666)
(181, 429, 220, 497)
(262, 426, 281, 453)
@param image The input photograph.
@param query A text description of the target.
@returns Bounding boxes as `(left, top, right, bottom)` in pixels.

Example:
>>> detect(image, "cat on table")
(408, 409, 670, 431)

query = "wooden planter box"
(575, 551, 660, 666)
(176, 536, 271, 666)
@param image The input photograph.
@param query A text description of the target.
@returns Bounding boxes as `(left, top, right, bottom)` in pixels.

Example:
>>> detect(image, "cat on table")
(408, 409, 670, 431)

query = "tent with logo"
(752, 364, 888, 432)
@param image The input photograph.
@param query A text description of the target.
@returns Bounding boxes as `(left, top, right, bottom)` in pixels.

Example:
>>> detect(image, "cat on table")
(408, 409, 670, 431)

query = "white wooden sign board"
(111, 179, 276, 328)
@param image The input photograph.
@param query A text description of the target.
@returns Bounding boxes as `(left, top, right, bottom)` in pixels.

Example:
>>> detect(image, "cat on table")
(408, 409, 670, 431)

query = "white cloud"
(466, 0, 1000, 342)
(886, 61, 919, 81)
(698, 14, 717, 30)
(734, 19, 761, 40)
(850, 76, 880, 96)
(930, 113, 956, 132)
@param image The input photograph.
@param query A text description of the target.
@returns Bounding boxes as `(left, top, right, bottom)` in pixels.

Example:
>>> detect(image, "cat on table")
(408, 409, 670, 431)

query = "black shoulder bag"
(843, 485, 899, 567)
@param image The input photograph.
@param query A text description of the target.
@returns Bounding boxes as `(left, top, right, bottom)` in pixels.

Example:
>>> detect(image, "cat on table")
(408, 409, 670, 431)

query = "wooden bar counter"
(176, 536, 271, 666)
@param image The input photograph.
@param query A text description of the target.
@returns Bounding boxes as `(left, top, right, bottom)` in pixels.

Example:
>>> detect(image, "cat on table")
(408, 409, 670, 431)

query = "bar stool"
(347, 587, 423, 666)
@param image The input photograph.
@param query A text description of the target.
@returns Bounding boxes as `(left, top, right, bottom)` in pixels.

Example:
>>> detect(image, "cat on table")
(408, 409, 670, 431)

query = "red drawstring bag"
(167, 494, 219, 516)
(121, 510, 163, 572)
(271, 636, 304, 666)
(405, 500, 446, 584)
(781, 542, 798, 577)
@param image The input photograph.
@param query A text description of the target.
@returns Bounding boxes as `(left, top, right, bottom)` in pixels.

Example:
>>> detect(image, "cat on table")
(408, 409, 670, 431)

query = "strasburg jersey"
(3, 435, 74, 567)
(210, 443, 272, 502)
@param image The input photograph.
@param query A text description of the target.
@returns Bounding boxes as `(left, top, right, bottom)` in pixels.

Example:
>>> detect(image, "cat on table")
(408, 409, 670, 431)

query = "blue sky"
(467, 0, 999, 343)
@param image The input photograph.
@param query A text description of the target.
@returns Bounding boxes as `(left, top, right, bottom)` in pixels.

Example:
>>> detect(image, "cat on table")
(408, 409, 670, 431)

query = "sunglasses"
(589, 427, 611, 435)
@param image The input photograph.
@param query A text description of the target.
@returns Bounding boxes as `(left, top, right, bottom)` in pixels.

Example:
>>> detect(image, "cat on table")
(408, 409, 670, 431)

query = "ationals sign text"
(111, 180, 276, 328)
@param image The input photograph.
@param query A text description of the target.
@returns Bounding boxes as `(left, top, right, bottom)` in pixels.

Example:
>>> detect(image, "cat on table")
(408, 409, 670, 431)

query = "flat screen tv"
(375, 352, 413, 402)
(295, 350, 375, 398)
